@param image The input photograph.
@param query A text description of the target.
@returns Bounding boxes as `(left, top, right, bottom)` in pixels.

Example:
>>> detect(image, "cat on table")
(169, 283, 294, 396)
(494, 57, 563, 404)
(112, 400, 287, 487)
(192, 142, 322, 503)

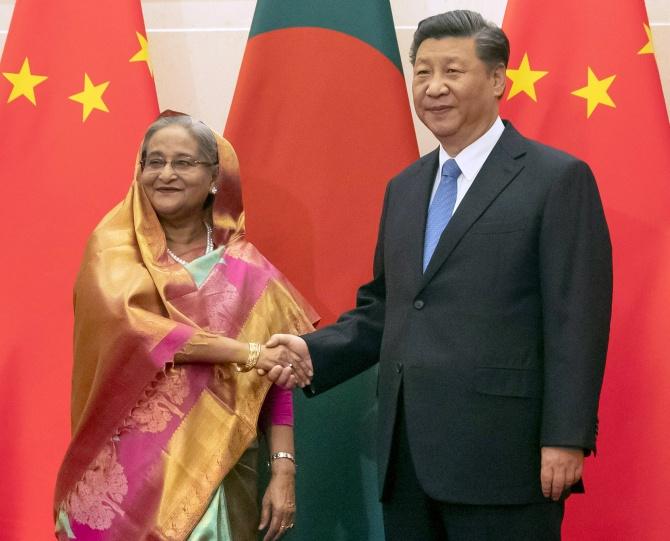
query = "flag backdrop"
(224, 0, 418, 538)
(501, 1, 670, 539)
(0, 1, 158, 538)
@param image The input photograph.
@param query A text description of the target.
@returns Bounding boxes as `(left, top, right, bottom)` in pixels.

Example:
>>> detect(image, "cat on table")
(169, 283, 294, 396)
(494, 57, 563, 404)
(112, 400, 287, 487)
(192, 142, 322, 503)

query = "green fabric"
(187, 483, 233, 541)
(291, 368, 384, 540)
(249, 0, 403, 71)
(55, 508, 76, 539)
(185, 246, 225, 288)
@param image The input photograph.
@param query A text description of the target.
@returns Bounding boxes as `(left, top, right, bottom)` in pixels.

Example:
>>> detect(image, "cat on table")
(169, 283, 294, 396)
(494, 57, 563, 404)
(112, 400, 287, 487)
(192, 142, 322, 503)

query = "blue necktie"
(423, 159, 461, 271)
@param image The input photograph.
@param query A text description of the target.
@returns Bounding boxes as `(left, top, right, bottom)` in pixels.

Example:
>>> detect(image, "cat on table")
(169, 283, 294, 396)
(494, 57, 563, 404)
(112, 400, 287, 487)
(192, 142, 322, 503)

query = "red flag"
(0, 1, 157, 538)
(501, 2, 670, 539)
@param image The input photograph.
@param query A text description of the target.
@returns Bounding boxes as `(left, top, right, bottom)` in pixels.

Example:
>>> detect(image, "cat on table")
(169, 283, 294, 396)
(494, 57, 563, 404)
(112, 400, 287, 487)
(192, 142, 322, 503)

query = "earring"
(210, 186, 218, 195)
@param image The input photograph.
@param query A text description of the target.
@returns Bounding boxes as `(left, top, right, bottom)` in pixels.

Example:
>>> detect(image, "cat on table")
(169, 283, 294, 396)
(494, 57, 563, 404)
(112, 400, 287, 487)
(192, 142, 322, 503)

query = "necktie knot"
(441, 158, 461, 180)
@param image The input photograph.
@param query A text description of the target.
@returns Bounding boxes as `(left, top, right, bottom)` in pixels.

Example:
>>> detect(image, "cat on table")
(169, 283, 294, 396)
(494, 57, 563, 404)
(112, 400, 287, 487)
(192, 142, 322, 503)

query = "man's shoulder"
(501, 122, 586, 169)
(387, 149, 438, 189)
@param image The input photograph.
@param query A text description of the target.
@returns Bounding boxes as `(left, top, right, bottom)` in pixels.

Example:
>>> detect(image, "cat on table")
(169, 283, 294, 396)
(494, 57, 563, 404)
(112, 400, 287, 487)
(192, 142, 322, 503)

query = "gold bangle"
(236, 342, 261, 372)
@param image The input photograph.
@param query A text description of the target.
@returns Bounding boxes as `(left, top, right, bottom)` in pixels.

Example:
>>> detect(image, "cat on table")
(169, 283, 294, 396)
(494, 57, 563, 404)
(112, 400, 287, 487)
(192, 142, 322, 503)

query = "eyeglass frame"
(139, 156, 219, 173)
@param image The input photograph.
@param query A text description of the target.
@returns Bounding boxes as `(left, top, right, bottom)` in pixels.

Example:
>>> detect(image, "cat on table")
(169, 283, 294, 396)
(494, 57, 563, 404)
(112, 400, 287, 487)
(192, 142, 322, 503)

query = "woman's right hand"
(256, 345, 307, 387)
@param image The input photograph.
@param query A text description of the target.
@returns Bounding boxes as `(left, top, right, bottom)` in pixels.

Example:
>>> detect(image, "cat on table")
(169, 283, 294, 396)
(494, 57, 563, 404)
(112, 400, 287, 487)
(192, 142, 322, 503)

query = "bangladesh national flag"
(225, 1, 418, 539)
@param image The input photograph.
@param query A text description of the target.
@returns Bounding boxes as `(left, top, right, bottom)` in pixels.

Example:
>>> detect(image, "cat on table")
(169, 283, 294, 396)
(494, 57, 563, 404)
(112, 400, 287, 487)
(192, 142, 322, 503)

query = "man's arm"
(538, 159, 613, 498)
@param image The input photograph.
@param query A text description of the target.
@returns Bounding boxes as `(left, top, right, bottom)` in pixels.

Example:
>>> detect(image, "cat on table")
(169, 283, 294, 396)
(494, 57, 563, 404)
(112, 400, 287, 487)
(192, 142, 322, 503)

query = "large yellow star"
(68, 73, 110, 121)
(638, 23, 654, 55)
(129, 31, 153, 76)
(506, 53, 548, 102)
(2, 57, 48, 105)
(571, 67, 616, 118)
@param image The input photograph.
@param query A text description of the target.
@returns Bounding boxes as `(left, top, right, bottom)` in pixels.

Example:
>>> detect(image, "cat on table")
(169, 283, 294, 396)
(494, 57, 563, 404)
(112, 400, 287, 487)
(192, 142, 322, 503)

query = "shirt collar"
(438, 117, 505, 181)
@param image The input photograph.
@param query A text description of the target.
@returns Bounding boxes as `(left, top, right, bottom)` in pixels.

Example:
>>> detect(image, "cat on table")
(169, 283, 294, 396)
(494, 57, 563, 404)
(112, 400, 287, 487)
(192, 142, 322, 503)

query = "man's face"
(412, 37, 505, 155)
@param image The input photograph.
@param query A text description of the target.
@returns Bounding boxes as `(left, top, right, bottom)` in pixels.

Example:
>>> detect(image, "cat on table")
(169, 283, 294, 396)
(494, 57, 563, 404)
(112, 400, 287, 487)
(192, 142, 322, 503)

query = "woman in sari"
(54, 112, 317, 541)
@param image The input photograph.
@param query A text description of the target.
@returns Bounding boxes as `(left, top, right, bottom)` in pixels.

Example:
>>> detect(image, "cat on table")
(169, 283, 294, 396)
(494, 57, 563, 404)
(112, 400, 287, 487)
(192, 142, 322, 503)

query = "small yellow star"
(571, 67, 616, 118)
(506, 53, 548, 102)
(638, 23, 654, 55)
(68, 73, 110, 122)
(129, 31, 153, 76)
(2, 57, 48, 105)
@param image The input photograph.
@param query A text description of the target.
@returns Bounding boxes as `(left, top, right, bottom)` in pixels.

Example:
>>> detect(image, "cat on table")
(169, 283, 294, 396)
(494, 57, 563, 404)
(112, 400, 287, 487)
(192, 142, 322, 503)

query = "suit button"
(413, 299, 425, 310)
(396, 363, 403, 374)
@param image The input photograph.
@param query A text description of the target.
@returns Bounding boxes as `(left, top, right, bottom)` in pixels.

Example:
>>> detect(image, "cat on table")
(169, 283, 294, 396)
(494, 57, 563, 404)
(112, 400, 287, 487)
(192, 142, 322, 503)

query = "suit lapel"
(419, 124, 527, 291)
(404, 149, 440, 289)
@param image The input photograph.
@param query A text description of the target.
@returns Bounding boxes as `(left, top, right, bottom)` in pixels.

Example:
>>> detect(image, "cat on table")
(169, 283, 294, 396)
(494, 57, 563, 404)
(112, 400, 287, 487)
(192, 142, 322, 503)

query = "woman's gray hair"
(140, 114, 219, 166)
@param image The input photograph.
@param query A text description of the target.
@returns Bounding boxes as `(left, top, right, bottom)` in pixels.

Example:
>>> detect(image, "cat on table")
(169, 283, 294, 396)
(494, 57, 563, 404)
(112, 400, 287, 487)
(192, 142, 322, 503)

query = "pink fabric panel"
(259, 385, 293, 427)
(148, 323, 194, 368)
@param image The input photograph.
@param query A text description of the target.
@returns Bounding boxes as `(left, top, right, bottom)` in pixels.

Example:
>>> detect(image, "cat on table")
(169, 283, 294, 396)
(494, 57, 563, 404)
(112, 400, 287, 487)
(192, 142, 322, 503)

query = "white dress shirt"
(429, 117, 505, 209)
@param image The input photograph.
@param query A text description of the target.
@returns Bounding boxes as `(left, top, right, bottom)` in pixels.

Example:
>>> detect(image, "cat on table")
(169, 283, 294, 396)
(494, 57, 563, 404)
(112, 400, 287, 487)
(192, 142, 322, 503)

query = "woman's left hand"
(258, 463, 296, 541)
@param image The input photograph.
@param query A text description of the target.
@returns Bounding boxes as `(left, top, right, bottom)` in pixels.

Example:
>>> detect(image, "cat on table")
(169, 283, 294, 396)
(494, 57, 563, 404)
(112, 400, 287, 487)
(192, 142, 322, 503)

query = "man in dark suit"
(265, 9, 612, 540)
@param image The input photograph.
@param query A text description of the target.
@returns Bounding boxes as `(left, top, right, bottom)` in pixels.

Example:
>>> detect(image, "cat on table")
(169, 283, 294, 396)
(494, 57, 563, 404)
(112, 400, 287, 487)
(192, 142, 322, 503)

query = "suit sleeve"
(539, 159, 612, 452)
(302, 184, 390, 397)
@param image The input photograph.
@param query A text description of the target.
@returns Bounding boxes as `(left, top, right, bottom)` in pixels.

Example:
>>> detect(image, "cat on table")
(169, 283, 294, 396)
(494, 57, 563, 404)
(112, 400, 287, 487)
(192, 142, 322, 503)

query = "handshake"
(255, 334, 314, 389)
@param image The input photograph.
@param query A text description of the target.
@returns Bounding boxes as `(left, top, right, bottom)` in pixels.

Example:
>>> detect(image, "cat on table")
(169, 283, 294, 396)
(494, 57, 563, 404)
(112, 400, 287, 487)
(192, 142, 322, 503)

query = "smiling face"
(412, 37, 505, 155)
(139, 124, 217, 222)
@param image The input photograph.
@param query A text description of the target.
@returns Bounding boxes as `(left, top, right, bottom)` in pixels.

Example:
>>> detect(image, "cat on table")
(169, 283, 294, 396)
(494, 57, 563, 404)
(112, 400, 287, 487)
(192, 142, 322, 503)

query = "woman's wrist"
(234, 341, 250, 364)
(235, 342, 261, 372)
(270, 460, 296, 476)
(269, 451, 296, 474)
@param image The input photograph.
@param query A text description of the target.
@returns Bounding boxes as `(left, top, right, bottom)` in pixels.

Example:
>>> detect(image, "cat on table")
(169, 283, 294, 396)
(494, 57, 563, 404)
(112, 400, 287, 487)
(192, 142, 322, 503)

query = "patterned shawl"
(54, 114, 317, 540)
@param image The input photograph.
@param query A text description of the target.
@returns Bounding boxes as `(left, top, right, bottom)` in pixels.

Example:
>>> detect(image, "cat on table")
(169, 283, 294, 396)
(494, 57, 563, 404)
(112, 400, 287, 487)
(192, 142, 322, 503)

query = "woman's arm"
(174, 330, 248, 364)
(173, 330, 300, 375)
(258, 420, 296, 541)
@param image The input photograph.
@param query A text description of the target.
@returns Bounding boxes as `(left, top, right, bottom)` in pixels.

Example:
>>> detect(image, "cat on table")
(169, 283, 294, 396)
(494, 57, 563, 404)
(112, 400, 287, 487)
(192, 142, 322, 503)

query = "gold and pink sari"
(54, 125, 316, 540)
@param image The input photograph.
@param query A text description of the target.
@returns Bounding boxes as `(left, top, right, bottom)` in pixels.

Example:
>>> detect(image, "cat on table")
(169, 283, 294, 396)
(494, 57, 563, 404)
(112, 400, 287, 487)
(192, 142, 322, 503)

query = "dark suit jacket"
(303, 122, 612, 505)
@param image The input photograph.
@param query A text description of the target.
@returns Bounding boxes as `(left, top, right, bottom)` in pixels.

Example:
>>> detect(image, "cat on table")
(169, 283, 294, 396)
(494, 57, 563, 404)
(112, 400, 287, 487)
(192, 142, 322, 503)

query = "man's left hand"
(540, 446, 584, 501)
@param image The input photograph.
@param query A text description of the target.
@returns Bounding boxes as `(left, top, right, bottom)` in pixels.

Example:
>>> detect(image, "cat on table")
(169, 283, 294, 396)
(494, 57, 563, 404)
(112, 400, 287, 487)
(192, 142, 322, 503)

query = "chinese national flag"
(225, 0, 418, 537)
(0, 1, 157, 539)
(501, 1, 670, 539)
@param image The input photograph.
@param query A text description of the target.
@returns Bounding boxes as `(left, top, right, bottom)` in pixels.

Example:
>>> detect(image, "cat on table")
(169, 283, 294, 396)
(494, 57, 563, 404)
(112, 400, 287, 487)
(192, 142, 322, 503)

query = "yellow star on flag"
(68, 73, 110, 121)
(638, 23, 654, 55)
(571, 66, 616, 118)
(506, 53, 548, 102)
(2, 57, 48, 105)
(129, 31, 153, 76)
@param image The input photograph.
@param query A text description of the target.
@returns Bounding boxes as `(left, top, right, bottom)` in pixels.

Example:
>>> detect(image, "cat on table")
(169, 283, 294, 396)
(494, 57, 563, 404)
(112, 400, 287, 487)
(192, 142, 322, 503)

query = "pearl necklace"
(166, 222, 214, 266)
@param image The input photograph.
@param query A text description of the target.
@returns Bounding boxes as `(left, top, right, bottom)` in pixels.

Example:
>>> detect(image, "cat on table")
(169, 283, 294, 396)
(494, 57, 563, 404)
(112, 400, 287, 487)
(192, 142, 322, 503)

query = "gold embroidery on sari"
(156, 389, 258, 539)
(65, 442, 128, 530)
(125, 366, 190, 433)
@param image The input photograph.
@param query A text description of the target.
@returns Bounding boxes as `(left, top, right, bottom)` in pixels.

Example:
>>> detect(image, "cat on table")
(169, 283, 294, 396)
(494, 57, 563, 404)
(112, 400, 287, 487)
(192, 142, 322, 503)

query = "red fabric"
(0, 1, 157, 539)
(225, 28, 419, 323)
(501, 2, 670, 539)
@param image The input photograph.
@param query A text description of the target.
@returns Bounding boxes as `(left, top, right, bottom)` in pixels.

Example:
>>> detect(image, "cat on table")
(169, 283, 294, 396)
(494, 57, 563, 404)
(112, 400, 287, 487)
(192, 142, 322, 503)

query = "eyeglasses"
(140, 157, 219, 174)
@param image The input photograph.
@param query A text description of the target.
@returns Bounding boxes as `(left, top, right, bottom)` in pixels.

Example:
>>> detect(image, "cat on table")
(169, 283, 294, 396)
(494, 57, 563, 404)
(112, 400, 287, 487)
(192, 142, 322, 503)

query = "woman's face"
(139, 124, 216, 222)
